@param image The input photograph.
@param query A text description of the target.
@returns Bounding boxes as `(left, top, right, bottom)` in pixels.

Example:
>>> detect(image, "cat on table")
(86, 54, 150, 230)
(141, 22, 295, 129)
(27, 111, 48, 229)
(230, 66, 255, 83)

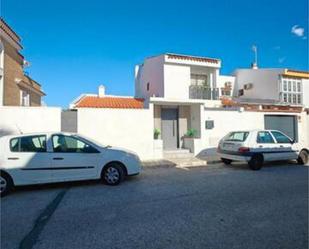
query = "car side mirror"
(290, 139, 295, 144)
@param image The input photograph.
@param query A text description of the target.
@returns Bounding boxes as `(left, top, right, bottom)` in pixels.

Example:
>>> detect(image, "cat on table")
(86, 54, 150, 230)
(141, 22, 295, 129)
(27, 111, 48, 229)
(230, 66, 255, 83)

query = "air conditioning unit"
(244, 83, 253, 90)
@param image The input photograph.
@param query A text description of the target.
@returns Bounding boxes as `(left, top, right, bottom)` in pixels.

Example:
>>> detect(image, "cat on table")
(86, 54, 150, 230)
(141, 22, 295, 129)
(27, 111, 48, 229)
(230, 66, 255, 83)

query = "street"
(1, 162, 308, 249)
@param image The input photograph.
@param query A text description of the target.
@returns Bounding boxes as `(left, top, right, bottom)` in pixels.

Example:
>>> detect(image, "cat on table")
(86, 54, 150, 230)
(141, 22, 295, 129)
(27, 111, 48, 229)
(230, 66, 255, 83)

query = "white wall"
(0, 106, 61, 137)
(233, 69, 282, 101)
(200, 109, 309, 151)
(302, 79, 309, 108)
(77, 107, 155, 160)
(135, 55, 165, 99)
(164, 64, 191, 99)
(0, 41, 4, 106)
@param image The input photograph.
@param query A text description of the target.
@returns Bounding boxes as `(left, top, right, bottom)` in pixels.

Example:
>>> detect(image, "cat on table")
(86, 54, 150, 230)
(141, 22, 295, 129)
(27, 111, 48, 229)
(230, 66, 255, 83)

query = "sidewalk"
(142, 152, 222, 169)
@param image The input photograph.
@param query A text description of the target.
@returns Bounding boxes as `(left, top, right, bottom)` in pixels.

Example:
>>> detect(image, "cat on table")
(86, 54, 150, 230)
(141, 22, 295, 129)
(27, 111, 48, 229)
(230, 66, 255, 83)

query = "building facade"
(233, 68, 309, 107)
(0, 18, 45, 106)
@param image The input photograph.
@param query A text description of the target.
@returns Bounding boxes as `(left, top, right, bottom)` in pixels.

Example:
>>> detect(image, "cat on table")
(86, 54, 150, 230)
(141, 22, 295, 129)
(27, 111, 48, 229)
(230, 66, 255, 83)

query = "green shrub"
(186, 128, 197, 137)
(154, 128, 161, 139)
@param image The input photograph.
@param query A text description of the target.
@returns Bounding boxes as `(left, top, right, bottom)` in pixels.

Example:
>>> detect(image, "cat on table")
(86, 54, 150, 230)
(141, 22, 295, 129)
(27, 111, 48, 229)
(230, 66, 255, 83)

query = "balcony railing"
(189, 85, 220, 100)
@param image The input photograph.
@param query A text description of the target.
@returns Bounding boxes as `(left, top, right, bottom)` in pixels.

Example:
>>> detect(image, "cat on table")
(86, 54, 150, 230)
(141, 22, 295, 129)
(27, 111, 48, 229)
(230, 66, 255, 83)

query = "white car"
(217, 130, 308, 170)
(0, 132, 142, 196)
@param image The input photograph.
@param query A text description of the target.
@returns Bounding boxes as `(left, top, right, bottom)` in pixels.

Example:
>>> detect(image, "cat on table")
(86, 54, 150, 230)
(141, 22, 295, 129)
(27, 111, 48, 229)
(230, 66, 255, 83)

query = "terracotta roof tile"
(76, 96, 144, 109)
(166, 53, 220, 64)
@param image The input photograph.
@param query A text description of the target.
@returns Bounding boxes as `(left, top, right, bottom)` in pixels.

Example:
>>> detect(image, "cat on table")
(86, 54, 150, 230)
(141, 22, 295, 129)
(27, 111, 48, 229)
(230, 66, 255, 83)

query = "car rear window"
(10, 135, 47, 152)
(224, 132, 249, 142)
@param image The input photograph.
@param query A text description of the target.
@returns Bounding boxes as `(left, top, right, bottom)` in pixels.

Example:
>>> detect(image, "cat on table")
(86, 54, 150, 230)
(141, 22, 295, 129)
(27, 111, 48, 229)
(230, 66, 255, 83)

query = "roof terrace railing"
(189, 85, 220, 100)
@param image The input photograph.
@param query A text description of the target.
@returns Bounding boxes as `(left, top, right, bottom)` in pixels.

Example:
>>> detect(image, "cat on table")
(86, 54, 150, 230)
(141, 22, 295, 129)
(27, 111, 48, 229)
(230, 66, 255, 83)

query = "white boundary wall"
(199, 109, 309, 155)
(0, 107, 61, 137)
(77, 106, 155, 160)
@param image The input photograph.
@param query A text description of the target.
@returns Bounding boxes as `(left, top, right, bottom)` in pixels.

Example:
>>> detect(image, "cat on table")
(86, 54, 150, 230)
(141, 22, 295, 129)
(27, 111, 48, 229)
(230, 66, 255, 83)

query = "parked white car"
(0, 132, 142, 196)
(217, 130, 308, 170)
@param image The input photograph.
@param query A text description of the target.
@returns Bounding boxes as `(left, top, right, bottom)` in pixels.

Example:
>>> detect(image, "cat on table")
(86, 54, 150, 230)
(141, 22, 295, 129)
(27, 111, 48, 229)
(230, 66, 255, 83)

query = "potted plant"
(185, 128, 197, 138)
(183, 129, 197, 152)
(154, 128, 161, 139)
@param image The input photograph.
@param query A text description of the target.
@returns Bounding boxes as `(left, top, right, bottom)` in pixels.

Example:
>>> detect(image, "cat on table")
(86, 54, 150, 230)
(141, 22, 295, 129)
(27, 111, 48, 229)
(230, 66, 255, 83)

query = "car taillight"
(238, 147, 250, 153)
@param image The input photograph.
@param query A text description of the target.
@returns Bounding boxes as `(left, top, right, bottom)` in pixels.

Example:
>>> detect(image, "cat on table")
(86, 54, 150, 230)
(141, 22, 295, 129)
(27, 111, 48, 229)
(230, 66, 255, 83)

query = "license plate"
(223, 143, 234, 150)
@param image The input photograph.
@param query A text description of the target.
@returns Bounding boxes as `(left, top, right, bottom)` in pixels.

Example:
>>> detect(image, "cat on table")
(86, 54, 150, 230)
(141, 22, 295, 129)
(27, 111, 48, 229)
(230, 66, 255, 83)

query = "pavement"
(1, 162, 308, 249)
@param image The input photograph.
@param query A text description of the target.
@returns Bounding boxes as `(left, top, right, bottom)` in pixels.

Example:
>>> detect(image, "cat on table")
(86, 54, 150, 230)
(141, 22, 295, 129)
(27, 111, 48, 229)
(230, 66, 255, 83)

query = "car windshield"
(224, 131, 249, 142)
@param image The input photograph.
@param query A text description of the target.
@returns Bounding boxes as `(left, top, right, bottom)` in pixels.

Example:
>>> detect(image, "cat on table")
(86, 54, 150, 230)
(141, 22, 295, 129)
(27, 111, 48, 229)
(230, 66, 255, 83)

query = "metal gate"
(264, 115, 298, 141)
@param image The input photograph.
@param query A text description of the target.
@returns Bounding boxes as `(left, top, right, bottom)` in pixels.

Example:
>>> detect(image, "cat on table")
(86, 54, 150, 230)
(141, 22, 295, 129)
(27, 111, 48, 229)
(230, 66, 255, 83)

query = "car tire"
(248, 154, 263, 170)
(0, 172, 13, 197)
(102, 163, 125, 186)
(297, 150, 308, 165)
(221, 158, 232, 165)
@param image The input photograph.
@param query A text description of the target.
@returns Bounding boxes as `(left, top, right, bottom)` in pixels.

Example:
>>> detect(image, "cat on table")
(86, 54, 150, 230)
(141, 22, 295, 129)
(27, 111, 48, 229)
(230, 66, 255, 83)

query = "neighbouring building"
(0, 18, 45, 106)
(233, 67, 309, 107)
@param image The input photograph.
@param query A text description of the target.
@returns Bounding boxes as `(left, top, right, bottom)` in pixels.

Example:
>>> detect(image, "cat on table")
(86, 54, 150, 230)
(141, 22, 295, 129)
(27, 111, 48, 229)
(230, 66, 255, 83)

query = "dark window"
(224, 132, 249, 142)
(238, 89, 244, 96)
(10, 135, 47, 152)
(257, 131, 274, 143)
(146, 82, 150, 91)
(52, 135, 99, 153)
(271, 131, 292, 143)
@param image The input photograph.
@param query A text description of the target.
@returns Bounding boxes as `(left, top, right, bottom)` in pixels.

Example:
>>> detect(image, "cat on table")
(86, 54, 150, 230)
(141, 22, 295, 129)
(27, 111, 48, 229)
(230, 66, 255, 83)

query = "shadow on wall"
(0, 125, 22, 137)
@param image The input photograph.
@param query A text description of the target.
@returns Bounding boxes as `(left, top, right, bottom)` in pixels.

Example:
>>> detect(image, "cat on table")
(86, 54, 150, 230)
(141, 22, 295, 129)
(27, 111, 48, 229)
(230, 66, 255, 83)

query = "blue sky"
(2, 0, 308, 107)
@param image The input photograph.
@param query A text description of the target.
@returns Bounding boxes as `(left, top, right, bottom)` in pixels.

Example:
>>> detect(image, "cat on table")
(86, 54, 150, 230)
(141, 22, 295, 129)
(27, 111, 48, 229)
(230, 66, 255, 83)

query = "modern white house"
(135, 53, 235, 102)
(233, 68, 309, 107)
(134, 53, 235, 152)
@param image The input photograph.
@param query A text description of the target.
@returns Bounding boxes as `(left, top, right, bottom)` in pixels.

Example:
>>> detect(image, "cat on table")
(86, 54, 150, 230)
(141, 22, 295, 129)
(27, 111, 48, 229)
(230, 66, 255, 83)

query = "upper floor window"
(297, 81, 301, 92)
(191, 74, 208, 87)
(146, 82, 150, 91)
(281, 78, 302, 105)
(283, 80, 287, 91)
(20, 90, 30, 106)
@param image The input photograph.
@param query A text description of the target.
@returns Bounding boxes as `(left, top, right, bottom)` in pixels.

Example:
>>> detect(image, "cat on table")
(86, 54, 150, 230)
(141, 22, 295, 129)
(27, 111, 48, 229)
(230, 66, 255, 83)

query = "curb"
(142, 158, 222, 169)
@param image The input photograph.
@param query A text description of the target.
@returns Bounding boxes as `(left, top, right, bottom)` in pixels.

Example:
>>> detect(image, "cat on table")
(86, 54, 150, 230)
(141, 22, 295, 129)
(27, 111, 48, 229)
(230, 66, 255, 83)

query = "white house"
(233, 68, 309, 107)
(134, 53, 235, 151)
(135, 53, 235, 102)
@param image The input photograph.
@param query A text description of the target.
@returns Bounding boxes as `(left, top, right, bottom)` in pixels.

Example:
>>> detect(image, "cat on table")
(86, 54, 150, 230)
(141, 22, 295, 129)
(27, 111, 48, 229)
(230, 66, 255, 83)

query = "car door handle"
(8, 157, 19, 160)
(53, 157, 64, 160)
(259, 145, 263, 148)
(280, 145, 284, 148)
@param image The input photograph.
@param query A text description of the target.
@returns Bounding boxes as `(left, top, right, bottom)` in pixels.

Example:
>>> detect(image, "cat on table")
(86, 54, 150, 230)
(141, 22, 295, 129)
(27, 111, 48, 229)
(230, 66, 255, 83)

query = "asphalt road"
(1, 162, 308, 249)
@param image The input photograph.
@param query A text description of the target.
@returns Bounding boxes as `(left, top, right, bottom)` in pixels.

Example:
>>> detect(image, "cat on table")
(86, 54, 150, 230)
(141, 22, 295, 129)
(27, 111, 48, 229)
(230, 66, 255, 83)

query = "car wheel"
(102, 163, 125, 185)
(0, 173, 13, 197)
(248, 154, 263, 170)
(221, 158, 232, 165)
(297, 150, 308, 165)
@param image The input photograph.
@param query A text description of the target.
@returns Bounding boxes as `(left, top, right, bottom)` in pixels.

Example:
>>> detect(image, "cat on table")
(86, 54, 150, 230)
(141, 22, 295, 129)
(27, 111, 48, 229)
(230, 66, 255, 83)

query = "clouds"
(278, 57, 286, 64)
(291, 25, 306, 39)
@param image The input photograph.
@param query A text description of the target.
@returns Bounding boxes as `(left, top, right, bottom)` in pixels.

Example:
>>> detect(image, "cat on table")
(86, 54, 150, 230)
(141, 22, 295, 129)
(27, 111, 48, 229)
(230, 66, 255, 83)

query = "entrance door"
(161, 108, 178, 150)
